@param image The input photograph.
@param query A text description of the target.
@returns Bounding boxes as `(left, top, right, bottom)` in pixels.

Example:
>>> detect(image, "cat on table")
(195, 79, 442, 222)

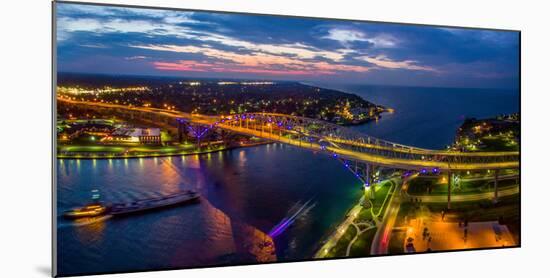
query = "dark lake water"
(56, 85, 519, 276)
(321, 84, 519, 149)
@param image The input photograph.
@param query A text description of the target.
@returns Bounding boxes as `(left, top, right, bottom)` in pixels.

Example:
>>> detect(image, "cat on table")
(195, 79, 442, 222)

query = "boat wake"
(269, 198, 316, 238)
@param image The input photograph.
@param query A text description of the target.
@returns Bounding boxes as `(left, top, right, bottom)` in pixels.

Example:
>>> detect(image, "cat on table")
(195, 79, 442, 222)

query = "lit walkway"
(314, 196, 365, 258)
(406, 185, 519, 203)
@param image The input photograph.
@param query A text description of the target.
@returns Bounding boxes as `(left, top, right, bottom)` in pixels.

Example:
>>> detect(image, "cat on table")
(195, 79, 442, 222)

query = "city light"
(53, 5, 521, 272)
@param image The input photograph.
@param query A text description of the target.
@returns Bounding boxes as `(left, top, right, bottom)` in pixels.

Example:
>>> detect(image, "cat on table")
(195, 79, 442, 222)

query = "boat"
(63, 203, 108, 219)
(63, 190, 200, 219)
(109, 190, 200, 216)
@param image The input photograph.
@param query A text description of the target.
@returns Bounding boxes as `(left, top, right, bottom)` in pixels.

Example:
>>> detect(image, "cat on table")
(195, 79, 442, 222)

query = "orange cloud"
(152, 60, 337, 75)
(133, 44, 370, 76)
(154, 61, 213, 72)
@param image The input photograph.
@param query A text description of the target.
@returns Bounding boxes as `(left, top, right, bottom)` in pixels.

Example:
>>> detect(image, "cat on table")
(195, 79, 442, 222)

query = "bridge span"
(57, 98, 518, 170)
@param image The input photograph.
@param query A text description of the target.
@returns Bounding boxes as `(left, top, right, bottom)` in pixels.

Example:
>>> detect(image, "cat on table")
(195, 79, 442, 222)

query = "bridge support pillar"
(493, 169, 499, 204)
(363, 165, 369, 194)
(366, 164, 376, 200)
(371, 165, 377, 197)
(447, 171, 452, 210)
(260, 121, 264, 137)
(177, 119, 187, 143)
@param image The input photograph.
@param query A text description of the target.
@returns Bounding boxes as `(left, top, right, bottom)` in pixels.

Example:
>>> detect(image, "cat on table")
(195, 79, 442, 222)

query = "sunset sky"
(56, 2, 519, 89)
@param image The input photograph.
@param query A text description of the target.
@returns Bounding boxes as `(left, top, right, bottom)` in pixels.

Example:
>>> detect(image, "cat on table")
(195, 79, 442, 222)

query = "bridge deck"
(56, 98, 519, 171)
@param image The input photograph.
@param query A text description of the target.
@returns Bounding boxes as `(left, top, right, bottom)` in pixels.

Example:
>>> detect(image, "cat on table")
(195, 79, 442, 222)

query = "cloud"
(125, 56, 148, 60)
(163, 13, 206, 25)
(321, 28, 398, 48)
(359, 55, 437, 72)
(56, 5, 209, 42)
(79, 43, 108, 49)
(57, 17, 191, 37)
(152, 60, 368, 76)
(153, 60, 317, 75)
(55, 3, 518, 87)
(132, 44, 370, 75)
(57, 12, 349, 63)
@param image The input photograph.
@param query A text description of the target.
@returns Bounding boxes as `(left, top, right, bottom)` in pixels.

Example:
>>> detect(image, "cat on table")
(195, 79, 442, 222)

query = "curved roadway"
(57, 98, 519, 171)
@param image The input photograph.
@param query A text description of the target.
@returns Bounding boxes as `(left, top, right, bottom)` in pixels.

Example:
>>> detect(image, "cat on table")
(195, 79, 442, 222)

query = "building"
(109, 127, 162, 144)
(58, 121, 115, 140)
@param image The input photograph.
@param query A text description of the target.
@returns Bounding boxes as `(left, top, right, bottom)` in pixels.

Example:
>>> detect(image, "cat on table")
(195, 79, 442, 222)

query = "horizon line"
(56, 71, 519, 92)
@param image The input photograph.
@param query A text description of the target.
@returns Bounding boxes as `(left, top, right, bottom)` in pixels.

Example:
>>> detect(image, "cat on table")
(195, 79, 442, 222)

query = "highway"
(369, 175, 413, 255)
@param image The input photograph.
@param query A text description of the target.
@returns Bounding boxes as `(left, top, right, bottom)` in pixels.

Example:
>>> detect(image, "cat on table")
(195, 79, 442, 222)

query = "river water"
(56, 85, 519, 276)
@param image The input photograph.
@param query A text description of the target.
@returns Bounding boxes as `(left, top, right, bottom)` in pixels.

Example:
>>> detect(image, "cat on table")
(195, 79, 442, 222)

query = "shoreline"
(312, 178, 400, 258)
(312, 191, 365, 258)
(338, 108, 393, 127)
(56, 141, 271, 160)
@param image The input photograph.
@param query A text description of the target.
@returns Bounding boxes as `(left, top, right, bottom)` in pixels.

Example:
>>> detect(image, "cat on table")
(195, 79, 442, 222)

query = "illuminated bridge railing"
(218, 112, 519, 168)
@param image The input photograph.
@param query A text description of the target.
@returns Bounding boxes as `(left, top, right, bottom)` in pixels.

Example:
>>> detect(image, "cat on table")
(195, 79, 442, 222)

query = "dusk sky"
(56, 3, 519, 89)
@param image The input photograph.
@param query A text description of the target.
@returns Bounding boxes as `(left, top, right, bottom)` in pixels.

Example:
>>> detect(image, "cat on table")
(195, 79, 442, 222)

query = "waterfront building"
(109, 127, 162, 144)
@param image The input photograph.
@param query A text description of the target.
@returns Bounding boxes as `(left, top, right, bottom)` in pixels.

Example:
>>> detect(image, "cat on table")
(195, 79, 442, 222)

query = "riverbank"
(314, 179, 398, 258)
(313, 194, 365, 259)
(57, 141, 270, 159)
(339, 107, 394, 127)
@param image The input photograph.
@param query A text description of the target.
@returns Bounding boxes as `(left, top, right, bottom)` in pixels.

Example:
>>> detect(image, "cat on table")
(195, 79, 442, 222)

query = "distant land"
(56, 72, 388, 125)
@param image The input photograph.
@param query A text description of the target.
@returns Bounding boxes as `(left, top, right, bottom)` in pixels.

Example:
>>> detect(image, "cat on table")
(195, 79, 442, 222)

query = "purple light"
(421, 168, 427, 174)
(333, 153, 338, 158)
(269, 217, 291, 237)
(432, 168, 438, 173)
(188, 126, 209, 139)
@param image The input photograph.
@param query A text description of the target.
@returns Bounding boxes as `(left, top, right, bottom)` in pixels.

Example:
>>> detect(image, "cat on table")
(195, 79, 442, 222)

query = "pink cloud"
(154, 61, 212, 72)
(135, 44, 370, 76)
(152, 60, 334, 75)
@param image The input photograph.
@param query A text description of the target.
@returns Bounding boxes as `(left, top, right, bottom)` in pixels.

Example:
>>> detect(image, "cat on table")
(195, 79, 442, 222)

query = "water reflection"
(57, 144, 360, 275)
(74, 215, 107, 244)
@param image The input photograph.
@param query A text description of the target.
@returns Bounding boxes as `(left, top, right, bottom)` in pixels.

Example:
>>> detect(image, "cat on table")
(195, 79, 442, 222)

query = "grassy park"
(324, 178, 398, 258)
